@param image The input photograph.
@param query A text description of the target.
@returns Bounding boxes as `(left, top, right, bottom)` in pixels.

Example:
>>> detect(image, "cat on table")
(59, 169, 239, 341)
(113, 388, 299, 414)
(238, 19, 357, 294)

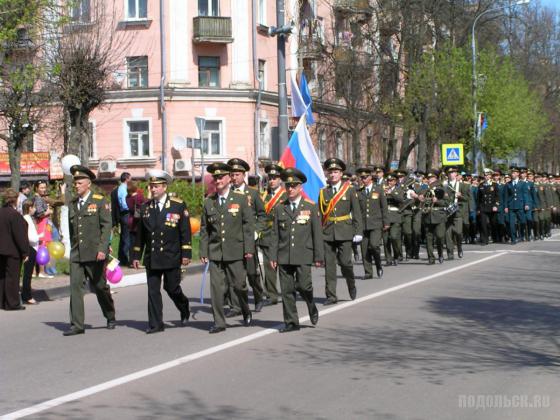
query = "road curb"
(35, 263, 206, 301)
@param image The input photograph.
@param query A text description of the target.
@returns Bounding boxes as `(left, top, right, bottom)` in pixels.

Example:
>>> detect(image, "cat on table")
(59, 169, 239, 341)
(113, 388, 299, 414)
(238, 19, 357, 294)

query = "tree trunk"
(8, 135, 22, 191)
(68, 108, 91, 166)
(384, 123, 396, 169)
(398, 128, 411, 169)
(352, 128, 361, 167)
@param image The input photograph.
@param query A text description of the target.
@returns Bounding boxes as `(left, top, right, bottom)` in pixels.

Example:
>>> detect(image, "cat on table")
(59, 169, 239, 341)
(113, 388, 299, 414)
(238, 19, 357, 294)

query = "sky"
(540, 0, 560, 10)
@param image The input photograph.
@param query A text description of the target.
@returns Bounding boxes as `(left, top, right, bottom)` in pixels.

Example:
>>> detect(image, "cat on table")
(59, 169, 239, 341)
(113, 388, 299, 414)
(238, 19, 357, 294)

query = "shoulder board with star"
(233, 190, 245, 195)
(304, 198, 316, 205)
(170, 197, 183, 203)
(92, 194, 104, 200)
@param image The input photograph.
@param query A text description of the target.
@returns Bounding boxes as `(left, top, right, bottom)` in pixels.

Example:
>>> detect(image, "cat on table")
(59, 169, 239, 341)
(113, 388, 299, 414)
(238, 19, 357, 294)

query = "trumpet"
(419, 185, 444, 213)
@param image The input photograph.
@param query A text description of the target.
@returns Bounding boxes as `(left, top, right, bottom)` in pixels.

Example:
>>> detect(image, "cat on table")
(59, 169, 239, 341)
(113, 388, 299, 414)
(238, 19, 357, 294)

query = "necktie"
(333, 186, 337, 194)
(220, 197, 226, 207)
(291, 202, 296, 212)
(78, 199, 84, 210)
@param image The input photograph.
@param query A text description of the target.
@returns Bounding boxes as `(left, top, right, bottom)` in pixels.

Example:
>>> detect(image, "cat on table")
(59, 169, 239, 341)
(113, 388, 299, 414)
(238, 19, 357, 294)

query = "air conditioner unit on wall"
(174, 159, 192, 173)
(99, 160, 117, 173)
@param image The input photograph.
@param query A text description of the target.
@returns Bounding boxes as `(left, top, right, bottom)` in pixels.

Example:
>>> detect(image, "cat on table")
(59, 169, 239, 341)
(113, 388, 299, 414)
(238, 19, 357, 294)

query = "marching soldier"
(200, 163, 255, 333)
(544, 174, 556, 237)
(227, 158, 266, 313)
(444, 167, 470, 259)
(357, 167, 388, 279)
(270, 168, 323, 332)
(132, 170, 192, 334)
(492, 169, 507, 243)
(520, 168, 536, 241)
(319, 158, 363, 305)
(64, 165, 115, 336)
(527, 171, 542, 240)
(374, 166, 386, 187)
(411, 171, 428, 259)
(259, 163, 286, 306)
(383, 174, 404, 265)
(419, 171, 449, 264)
(504, 166, 529, 244)
(396, 170, 414, 259)
(477, 169, 500, 245)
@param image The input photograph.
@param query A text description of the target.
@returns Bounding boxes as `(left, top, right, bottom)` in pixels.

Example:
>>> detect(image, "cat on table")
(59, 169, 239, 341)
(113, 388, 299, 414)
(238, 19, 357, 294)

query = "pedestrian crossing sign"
(441, 143, 464, 166)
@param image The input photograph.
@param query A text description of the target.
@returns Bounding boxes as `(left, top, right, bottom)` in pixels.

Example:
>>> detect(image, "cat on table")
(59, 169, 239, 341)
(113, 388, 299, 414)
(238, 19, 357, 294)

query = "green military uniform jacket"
(536, 183, 548, 210)
(132, 195, 192, 270)
(422, 183, 451, 225)
(200, 190, 255, 261)
(259, 187, 287, 248)
(544, 183, 556, 210)
(359, 184, 388, 230)
(318, 182, 363, 241)
(69, 192, 111, 262)
(385, 186, 404, 224)
(236, 184, 267, 235)
(445, 181, 471, 221)
(270, 198, 324, 266)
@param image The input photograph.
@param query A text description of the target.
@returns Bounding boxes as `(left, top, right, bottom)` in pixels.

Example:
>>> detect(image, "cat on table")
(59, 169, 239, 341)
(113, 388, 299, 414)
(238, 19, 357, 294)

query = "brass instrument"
(398, 176, 419, 213)
(420, 184, 445, 214)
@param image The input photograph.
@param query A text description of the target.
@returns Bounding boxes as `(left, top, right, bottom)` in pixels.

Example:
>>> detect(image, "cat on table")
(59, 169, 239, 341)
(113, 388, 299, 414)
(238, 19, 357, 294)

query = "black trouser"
(118, 212, 130, 266)
(21, 247, 37, 301)
(146, 267, 189, 329)
(479, 211, 496, 244)
(0, 256, 22, 309)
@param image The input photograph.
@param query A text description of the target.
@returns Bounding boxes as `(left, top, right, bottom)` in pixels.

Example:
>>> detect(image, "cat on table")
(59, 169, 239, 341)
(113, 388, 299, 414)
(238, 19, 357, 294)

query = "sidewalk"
(32, 263, 206, 302)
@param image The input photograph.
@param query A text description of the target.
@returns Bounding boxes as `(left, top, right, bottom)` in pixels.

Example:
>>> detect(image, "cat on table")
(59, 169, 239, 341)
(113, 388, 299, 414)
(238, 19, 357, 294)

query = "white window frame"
(123, 117, 152, 158)
(318, 129, 326, 162)
(124, 0, 148, 21)
(126, 56, 148, 88)
(258, 59, 266, 90)
(198, 0, 219, 17)
(70, 0, 91, 24)
(258, 0, 267, 26)
(258, 119, 270, 158)
(196, 117, 225, 158)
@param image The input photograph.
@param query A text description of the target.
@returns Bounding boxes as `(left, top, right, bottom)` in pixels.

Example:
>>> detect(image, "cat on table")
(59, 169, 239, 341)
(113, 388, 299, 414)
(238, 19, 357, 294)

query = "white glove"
(254, 231, 259, 240)
(353, 235, 363, 243)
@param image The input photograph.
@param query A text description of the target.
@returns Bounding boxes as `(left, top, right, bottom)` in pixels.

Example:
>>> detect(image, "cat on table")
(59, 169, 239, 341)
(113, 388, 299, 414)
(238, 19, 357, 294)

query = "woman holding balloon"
(21, 200, 40, 304)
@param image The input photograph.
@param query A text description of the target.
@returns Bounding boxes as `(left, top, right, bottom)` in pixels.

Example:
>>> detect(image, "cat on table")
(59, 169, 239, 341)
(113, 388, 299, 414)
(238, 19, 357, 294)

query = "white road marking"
(0, 251, 508, 419)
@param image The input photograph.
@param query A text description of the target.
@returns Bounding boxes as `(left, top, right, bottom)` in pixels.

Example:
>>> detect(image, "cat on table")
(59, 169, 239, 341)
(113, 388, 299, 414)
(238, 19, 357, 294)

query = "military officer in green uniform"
(132, 170, 192, 334)
(227, 158, 266, 313)
(200, 163, 255, 334)
(395, 170, 415, 259)
(383, 174, 404, 266)
(319, 158, 363, 305)
(63, 165, 115, 336)
(444, 166, 470, 259)
(357, 167, 388, 279)
(420, 171, 450, 264)
(270, 168, 323, 332)
(259, 163, 286, 306)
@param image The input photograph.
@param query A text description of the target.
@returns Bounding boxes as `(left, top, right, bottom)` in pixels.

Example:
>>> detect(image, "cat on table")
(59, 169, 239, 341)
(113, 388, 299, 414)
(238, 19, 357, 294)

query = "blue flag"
(299, 73, 315, 125)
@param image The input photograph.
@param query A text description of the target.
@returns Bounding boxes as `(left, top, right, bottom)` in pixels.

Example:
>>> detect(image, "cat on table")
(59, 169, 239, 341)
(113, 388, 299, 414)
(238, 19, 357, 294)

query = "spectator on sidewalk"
(17, 182, 31, 214)
(0, 189, 29, 310)
(33, 180, 53, 279)
(117, 172, 131, 266)
(126, 181, 145, 266)
(21, 200, 40, 305)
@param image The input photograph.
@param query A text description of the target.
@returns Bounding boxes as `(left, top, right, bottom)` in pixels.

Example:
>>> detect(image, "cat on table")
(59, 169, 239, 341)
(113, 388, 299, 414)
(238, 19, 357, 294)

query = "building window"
(201, 120, 222, 155)
(336, 131, 344, 159)
(258, 0, 267, 25)
(258, 59, 266, 90)
(127, 120, 150, 157)
(198, 0, 219, 16)
(70, 0, 91, 23)
(259, 120, 270, 158)
(198, 56, 220, 88)
(126, 0, 147, 20)
(127, 56, 148, 88)
(318, 129, 326, 161)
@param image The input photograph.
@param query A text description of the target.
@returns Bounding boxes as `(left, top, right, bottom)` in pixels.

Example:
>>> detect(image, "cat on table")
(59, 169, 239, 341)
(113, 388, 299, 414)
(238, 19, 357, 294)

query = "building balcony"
(333, 0, 373, 14)
(299, 37, 324, 60)
(193, 16, 233, 44)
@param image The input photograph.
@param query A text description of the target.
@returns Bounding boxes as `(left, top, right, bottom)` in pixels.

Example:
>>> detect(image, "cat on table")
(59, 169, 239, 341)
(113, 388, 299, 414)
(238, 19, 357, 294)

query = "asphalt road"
(1, 234, 560, 419)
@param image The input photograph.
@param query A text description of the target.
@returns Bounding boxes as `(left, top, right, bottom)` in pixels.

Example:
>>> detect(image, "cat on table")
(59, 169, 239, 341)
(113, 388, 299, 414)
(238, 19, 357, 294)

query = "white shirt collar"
(330, 181, 342, 190)
(218, 187, 230, 201)
(157, 194, 167, 207)
(79, 191, 91, 202)
(289, 196, 302, 208)
(236, 183, 246, 192)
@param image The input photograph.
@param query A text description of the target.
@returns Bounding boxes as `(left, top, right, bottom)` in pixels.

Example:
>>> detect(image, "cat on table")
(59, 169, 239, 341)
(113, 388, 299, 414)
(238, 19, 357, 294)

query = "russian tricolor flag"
(280, 115, 326, 203)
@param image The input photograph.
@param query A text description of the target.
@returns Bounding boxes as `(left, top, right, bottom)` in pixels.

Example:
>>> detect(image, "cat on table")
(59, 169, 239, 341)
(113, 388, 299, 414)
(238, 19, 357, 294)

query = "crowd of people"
(1, 157, 558, 336)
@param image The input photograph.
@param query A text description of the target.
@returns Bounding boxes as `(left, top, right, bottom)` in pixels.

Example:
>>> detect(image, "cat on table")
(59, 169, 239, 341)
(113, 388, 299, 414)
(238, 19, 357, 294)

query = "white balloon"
(61, 154, 81, 175)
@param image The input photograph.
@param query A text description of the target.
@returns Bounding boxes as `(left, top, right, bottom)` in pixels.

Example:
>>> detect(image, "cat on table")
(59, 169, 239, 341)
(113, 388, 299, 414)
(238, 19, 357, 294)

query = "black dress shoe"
(146, 326, 165, 334)
(391, 260, 398, 266)
(438, 256, 444, 264)
(63, 328, 84, 336)
(458, 249, 464, 258)
(6, 305, 26, 311)
(255, 300, 264, 312)
(511, 240, 517, 245)
(309, 303, 319, 325)
(323, 298, 338, 306)
(398, 256, 403, 262)
(107, 320, 116, 330)
(225, 309, 242, 318)
(349, 287, 357, 300)
(279, 324, 300, 333)
(243, 311, 252, 326)
(180, 309, 190, 326)
(447, 255, 454, 261)
(428, 259, 435, 265)
(363, 274, 373, 280)
(385, 261, 393, 267)
(376, 267, 383, 278)
(209, 325, 226, 334)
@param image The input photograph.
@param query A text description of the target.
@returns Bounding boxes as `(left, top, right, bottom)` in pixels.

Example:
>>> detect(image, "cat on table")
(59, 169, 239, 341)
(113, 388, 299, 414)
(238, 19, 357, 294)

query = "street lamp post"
(471, 0, 530, 174)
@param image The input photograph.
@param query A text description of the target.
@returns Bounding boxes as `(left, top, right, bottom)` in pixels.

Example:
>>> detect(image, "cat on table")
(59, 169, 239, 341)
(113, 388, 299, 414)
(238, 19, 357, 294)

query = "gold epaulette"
(170, 197, 183, 203)
(181, 244, 192, 250)
(92, 194, 103, 199)
(233, 190, 245, 195)
(304, 198, 316, 205)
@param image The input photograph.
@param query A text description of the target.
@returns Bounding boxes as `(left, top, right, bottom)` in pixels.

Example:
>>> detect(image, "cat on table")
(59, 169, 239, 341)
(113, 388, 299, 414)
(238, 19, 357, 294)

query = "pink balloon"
(36, 246, 50, 266)
(106, 265, 123, 284)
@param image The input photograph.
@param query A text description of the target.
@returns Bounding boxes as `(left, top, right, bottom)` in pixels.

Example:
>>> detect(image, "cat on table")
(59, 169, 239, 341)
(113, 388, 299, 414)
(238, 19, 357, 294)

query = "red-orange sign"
(0, 152, 50, 175)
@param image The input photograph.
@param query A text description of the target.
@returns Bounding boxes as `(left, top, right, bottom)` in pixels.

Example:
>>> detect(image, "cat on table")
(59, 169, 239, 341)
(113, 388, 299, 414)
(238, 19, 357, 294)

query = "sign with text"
(0, 152, 50, 175)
